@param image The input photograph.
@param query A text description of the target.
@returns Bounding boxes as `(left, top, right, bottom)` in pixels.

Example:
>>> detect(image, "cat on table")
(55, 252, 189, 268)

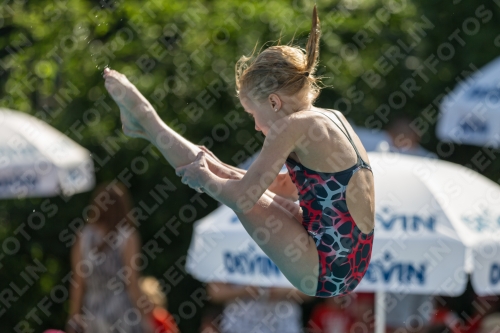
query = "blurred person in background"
(139, 276, 179, 333)
(207, 282, 310, 333)
(377, 115, 437, 158)
(308, 294, 354, 333)
(66, 182, 153, 333)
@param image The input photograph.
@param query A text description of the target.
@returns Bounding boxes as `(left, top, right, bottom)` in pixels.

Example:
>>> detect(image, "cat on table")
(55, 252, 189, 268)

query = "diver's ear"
(269, 94, 282, 112)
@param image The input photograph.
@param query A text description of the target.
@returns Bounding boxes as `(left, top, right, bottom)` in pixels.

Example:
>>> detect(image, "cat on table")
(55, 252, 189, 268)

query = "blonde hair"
(235, 6, 321, 102)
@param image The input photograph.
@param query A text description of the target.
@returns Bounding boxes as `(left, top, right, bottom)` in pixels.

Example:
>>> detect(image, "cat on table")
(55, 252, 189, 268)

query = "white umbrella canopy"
(0, 108, 95, 198)
(436, 56, 500, 147)
(362, 152, 500, 333)
(356, 152, 500, 295)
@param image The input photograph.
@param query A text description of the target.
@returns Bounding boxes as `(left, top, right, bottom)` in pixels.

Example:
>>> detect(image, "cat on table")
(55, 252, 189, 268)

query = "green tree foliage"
(1, 0, 500, 332)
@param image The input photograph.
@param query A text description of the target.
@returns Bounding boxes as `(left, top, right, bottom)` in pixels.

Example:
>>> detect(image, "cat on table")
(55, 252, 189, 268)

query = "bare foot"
(103, 68, 157, 139)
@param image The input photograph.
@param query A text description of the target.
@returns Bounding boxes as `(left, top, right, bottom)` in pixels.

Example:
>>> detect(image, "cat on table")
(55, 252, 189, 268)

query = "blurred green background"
(1, 0, 500, 332)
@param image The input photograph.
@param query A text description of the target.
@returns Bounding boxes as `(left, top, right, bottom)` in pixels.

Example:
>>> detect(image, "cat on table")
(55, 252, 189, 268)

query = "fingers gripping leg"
(263, 191, 302, 222)
(235, 194, 319, 296)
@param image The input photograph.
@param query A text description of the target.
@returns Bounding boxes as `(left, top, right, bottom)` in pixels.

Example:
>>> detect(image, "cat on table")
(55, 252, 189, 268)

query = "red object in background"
(354, 293, 375, 302)
(430, 308, 462, 333)
(349, 292, 375, 331)
(309, 302, 354, 333)
(466, 319, 481, 333)
(151, 307, 179, 333)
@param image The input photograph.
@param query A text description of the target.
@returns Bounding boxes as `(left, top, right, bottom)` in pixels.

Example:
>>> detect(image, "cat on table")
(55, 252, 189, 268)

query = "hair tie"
(304, 72, 310, 77)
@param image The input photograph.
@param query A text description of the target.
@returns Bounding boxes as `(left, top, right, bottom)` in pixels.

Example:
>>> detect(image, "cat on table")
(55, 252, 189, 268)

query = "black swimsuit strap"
(311, 110, 371, 169)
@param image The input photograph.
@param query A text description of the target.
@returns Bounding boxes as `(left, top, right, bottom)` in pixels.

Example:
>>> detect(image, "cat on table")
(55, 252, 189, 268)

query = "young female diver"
(103, 6, 375, 297)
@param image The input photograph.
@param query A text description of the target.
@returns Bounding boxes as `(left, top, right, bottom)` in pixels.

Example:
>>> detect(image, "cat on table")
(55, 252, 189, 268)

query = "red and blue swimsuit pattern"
(285, 110, 374, 298)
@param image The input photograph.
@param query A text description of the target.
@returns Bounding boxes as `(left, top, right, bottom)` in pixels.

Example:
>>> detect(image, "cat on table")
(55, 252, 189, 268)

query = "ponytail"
(235, 5, 323, 103)
(305, 5, 321, 73)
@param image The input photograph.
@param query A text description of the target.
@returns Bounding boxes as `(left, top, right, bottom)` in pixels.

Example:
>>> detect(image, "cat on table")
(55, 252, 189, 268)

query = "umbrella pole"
(375, 291, 386, 333)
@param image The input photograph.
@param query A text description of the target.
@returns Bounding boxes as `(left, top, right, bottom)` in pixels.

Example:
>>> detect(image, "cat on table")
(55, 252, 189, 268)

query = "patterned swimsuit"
(285, 110, 374, 298)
